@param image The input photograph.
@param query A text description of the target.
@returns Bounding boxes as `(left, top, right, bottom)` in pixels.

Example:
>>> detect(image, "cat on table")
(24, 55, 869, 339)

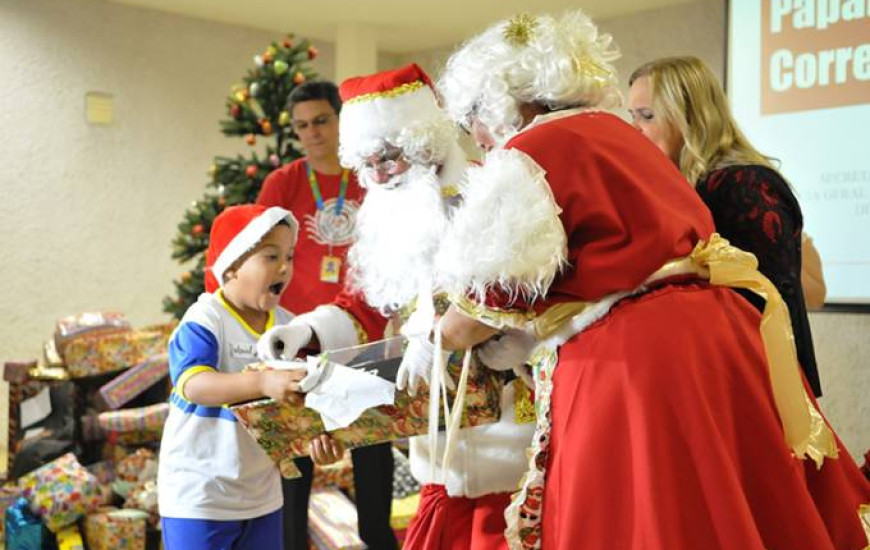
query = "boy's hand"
(258, 368, 307, 401)
(310, 434, 344, 465)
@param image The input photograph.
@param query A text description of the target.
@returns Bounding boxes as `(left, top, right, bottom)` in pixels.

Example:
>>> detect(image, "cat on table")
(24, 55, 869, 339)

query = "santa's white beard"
(348, 165, 448, 311)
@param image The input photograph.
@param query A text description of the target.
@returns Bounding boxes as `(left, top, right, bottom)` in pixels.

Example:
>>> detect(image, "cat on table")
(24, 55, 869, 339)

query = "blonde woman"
(628, 56, 824, 396)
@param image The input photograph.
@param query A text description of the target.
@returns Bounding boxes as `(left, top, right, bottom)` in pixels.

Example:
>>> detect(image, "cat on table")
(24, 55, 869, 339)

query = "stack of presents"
(1, 312, 507, 549)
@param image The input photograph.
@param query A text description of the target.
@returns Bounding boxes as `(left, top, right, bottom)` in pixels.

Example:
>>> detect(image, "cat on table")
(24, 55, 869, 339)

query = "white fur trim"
(212, 207, 297, 287)
(436, 147, 567, 303)
(294, 305, 361, 351)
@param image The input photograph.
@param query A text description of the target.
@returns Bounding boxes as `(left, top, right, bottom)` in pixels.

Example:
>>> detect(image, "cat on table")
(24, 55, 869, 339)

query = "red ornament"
(192, 224, 205, 236)
(260, 120, 273, 135)
(282, 39, 293, 49)
(245, 165, 258, 178)
(245, 133, 256, 146)
(230, 104, 241, 118)
(307, 45, 319, 60)
(293, 72, 306, 85)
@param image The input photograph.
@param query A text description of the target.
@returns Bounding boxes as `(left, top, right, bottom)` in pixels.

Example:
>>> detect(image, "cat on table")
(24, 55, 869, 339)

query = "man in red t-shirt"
(256, 81, 397, 550)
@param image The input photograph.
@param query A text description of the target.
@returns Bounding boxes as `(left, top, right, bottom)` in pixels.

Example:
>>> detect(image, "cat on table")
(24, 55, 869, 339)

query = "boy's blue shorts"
(162, 507, 282, 550)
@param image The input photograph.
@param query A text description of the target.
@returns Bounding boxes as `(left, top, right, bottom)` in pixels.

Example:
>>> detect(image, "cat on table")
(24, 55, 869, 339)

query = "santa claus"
(258, 63, 537, 550)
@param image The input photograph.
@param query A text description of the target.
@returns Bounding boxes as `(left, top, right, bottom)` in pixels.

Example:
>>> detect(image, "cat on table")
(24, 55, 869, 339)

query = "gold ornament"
(504, 13, 537, 47)
(278, 110, 291, 126)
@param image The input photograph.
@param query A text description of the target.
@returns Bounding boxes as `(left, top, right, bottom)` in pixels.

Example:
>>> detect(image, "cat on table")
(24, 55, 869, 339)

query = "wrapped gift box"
(308, 488, 365, 550)
(54, 312, 130, 356)
(312, 453, 354, 494)
(5, 497, 45, 550)
(18, 453, 103, 532)
(390, 492, 420, 544)
(0, 484, 22, 539)
(98, 355, 168, 410)
(56, 524, 85, 550)
(89, 403, 169, 445)
(64, 324, 174, 379)
(232, 339, 503, 479)
(84, 508, 147, 550)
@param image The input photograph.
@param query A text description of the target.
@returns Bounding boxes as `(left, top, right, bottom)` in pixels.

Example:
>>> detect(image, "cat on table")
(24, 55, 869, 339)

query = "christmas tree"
(163, 35, 320, 318)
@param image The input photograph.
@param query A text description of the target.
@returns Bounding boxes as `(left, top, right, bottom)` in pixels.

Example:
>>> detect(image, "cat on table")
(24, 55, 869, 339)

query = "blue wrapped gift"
(4, 497, 44, 550)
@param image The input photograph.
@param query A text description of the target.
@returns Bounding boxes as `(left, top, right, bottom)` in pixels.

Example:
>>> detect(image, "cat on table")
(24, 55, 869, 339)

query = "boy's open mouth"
(268, 282, 285, 296)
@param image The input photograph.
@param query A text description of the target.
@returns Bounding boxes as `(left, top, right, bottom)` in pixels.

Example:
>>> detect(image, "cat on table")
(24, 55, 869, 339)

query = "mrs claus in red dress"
(416, 10, 870, 550)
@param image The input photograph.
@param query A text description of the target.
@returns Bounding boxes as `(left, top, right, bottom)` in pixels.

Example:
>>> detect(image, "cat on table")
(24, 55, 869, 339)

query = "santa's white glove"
(256, 321, 313, 361)
(396, 336, 454, 397)
(477, 328, 536, 371)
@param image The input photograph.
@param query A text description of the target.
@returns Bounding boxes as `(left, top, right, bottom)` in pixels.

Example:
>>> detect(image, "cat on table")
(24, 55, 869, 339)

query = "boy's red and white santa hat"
(204, 204, 298, 293)
(338, 63, 455, 171)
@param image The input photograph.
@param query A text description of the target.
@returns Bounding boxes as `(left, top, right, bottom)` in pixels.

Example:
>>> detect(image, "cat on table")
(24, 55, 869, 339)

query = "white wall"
(0, 0, 333, 359)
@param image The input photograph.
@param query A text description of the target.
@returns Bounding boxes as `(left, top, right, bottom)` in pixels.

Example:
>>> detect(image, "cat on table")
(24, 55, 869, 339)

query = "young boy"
(158, 204, 341, 549)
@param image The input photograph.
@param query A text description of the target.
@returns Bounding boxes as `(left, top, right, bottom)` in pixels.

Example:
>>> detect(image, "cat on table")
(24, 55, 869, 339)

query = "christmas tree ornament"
(181, 272, 192, 283)
(208, 164, 217, 177)
(282, 38, 293, 49)
(245, 134, 256, 146)
(218, 196, 227, 208)
(278, 110, 291, 126)
(260, 120, 273, 135)
(262, 52, 274, 64)
(269, 153, 280, 167)
(254, 55, 264, 67)
(308, 45, 319, 60)
(234, 89, 248, 102)
(249, 82, 260, 97)
(267, 46, 278, 56)
(293, 72, 306, 85)
(273, 60, 289, 75)
(245, 165, 258, 178)
(230, 104, 241, 118)
(192, 224, 205, 236)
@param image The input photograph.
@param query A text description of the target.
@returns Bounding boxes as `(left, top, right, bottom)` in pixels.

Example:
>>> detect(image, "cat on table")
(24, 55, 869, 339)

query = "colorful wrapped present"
(56, 524, 85, 550)
(54, 312, 130, 356)
(308, 488, 365, 550)
(84, 508, 147, 550)
(43, 340, 64, 368)
(0, 484, 22, 539)
(390, 492, 420, 544)
(63, 323, 174, 379)
(94, 403, 169, 445)
(312, 452, 354, 494)
(115, 448, 157, 483)
(231, 342, 503, 479)
(18, 453, 102, 532)
(3, 361, 36, 384)
(5, 497, 44, 550)
(123, 480, 158, 526)
(392, 447, 420, 499)
(98, 355, 168, 410)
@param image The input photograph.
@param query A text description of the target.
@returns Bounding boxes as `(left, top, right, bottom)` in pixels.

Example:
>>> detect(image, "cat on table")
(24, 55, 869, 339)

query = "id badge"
(320, 255, 341, 283)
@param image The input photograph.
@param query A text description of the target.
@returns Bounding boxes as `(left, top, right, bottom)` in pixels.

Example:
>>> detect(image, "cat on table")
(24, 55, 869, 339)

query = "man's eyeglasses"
(290, 114, 334, 132)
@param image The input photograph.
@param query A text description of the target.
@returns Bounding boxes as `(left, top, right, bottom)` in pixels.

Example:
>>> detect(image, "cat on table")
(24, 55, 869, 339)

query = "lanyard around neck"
(307, 162, 349, 216)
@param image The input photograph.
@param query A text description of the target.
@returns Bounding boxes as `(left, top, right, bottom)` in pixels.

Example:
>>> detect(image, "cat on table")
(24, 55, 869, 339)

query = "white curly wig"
(438, 10, 621, 143)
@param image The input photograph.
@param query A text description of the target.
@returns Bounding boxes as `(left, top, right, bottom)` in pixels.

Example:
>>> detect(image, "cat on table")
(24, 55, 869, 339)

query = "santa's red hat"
(204, 204, 297, 293)
(338, 63, 453, 171)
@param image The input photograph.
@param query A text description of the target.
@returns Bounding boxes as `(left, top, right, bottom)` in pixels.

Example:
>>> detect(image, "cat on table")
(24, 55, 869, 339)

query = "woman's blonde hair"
(629, 56, 774, 184)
